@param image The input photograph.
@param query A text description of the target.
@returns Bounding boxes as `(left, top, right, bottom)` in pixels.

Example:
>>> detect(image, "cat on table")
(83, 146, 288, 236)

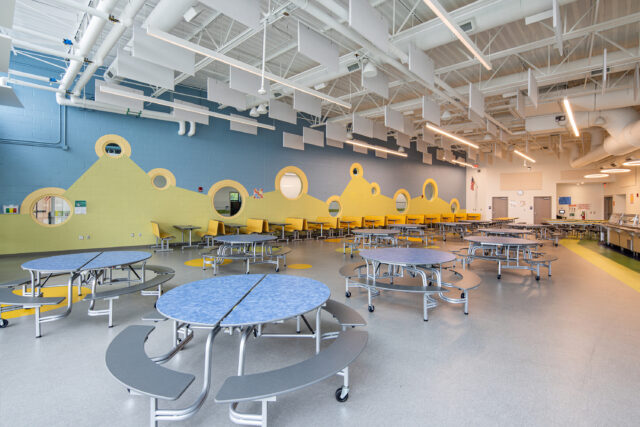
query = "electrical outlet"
(78, 235, 84, 240)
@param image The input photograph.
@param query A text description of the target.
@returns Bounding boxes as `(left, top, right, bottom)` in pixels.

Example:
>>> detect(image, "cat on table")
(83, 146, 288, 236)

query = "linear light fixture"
(452, 159, 477, 168)
(600, 168, 631, 173)
(146, 28, 352, 110)
(514, 150, 536, 163)
(100, 85, 275, 131)
(563, 97, 580, 137)
(622, 159, 640, 166)
(422, 0, 492, 70)
(344, 139, 408, 157)
(584, 173, 609, 178)
(425, 123, 479, 149)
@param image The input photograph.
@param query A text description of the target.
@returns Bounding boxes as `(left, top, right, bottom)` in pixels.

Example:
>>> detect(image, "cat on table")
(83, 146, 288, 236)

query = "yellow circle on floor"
(325, 238, 341, 243)
(288, 263, 312, 269)
(185, 258, 232, 267)
(426, 245, 440, 249)
(336, 248, 359, 254)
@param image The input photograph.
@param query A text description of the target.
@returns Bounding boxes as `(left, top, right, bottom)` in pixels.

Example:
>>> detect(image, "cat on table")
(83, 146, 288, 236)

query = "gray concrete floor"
(1, 238, 639, 426)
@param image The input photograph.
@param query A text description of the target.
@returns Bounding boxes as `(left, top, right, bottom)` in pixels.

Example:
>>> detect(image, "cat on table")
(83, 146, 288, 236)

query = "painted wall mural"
(0, 134, 465, 255)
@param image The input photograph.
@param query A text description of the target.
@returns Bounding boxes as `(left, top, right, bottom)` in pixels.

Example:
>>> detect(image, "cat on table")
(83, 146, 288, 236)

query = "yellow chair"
(406, 214, 425, 224)
(151, 222, 174, 252)
(285, 217, 305, 240)
(466, 213, 481, 220)
(385, 215, 406, 225)
(454, 213, 467, 222)
(240, 219, 265, 234)
(363, 215, 385, 228)
(197, 220, 225, 247)
(440, 213, 454, 222)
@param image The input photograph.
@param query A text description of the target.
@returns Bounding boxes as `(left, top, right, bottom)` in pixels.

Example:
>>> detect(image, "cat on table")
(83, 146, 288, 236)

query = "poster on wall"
(558, 196, 571, 205)
(74, 200, 87, 215)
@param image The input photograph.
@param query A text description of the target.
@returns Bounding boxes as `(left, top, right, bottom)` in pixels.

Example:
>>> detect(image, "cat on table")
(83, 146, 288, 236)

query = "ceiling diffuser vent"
(459, 20, 474, 32)
(347, 62, 361, 72)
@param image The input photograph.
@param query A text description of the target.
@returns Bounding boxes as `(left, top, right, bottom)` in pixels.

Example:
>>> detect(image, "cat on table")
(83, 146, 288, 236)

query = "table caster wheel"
(335, 387, 349, 402)
(368, 305, 374, 312)
(0, 319, 8, 328)
(460, 292, 465, 298)
(497, 274, 501, 279)
(275, 267, 280, 272)
(350, 254, 354, 258)
(536, 276, 540, 281)
(345, 291, 351, 298)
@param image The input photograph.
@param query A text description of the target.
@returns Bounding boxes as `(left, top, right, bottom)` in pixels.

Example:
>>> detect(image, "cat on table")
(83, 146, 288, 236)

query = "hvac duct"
(143, 0, 198, 30)
(71, 0, 146, 96)
(56, 0, 119, 103)
(526, 108, 640, 168)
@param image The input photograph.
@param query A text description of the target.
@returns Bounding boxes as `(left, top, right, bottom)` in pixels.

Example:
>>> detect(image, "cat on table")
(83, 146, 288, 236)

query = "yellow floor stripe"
(325, 238, 342, 243)
(560, 239, 640, 293)
(336, 248, 358, 254)
(1, 287, 89, 320)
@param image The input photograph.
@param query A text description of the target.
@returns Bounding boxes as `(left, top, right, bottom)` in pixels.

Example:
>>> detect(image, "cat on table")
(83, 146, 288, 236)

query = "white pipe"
(50, 0, 116, 21)
(4, 77, 64, 93)
(71, 0, 146, 96)
(8, 69, 56, 83)
(187, 121, 196, 137)
(11, 39, 85, 62)
(59, 95, 179, 123)
(178, 121, 187, 135)
(57, 0, 119, 103)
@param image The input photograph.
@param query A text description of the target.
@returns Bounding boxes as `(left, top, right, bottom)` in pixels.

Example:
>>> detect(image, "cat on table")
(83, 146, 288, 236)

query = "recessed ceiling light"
(600, 168, 631, 173)
(584, 173, 609, 178)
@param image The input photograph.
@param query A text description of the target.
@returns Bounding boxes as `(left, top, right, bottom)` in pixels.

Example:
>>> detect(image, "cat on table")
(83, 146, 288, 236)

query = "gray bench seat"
(322, 299, 366, 328)
(84, 272, 174, 327)
(348, 276, 448, 294)
(524, 254, 558, 280)
(440, 269, 482, 315)
(106, 325, 194, 401)
(141, 310, 167, 322)
(215, 328, 367, 403)
(203, 248, 291, 274)
(0, 287, 65, 334)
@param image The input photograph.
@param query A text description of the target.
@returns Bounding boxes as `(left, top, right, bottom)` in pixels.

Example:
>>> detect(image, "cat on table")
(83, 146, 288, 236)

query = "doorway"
(533, 196, 552, 224)
(604, 196, 613, 220)
(492, 197, 508, 219)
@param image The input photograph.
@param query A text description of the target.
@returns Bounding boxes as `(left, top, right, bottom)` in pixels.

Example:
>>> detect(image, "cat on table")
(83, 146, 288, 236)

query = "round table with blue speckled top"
(154, 273, 331, 417)
(19, 251, 151, 336)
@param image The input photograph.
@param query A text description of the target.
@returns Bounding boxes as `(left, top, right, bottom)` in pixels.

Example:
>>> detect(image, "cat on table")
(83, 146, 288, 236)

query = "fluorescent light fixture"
(452, 159, 477, 168)
(422, 0, 492, 70)
(600, 168, 631, 173)
(344, 139, 408, 157)
(622, 159, 640, 166)
(425, 123, 479, 149)
(146, 28, 352, 110)
(584, 173, 609, 178)
(100, 85, 275, 131)
(514, 150, 536, 163)
(563, 97, 580, 137)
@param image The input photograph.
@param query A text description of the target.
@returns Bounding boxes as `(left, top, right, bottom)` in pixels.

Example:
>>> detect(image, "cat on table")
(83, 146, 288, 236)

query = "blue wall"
(0, 53, 467, 208)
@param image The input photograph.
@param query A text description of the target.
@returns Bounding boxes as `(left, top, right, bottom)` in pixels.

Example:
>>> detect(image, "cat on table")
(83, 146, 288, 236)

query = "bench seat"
(439, 269, 482, 315)
(338, 263, 366, 278)
(106, 325, 194, 401)
(348, 276, 448, 294)
(85, 273, 173, 301)
(524, 254, 558, 280)
(0, 287, 66, 335)
(215, 328, 368, 404)
(322, 299, 366, 327)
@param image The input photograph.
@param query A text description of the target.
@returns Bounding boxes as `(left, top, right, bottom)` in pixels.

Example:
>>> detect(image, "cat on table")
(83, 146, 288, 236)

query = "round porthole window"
(450, 199, 460, 213)
(349, 163, 364, 178)
(148, 168, 176, 191)
(152, 175, 167, 189)
(371, 182, 380, 196)
(422, 179, 438, 201)
(32, 195, 72, 226)
(393, 189, 411, 213)
(326, 195, 342, 217)
(105, 142, 122, 157)
(214, 186, 243, 217)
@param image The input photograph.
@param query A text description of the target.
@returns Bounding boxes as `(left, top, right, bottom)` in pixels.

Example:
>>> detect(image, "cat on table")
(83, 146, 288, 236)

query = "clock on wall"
(517, 190, 524, 196)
